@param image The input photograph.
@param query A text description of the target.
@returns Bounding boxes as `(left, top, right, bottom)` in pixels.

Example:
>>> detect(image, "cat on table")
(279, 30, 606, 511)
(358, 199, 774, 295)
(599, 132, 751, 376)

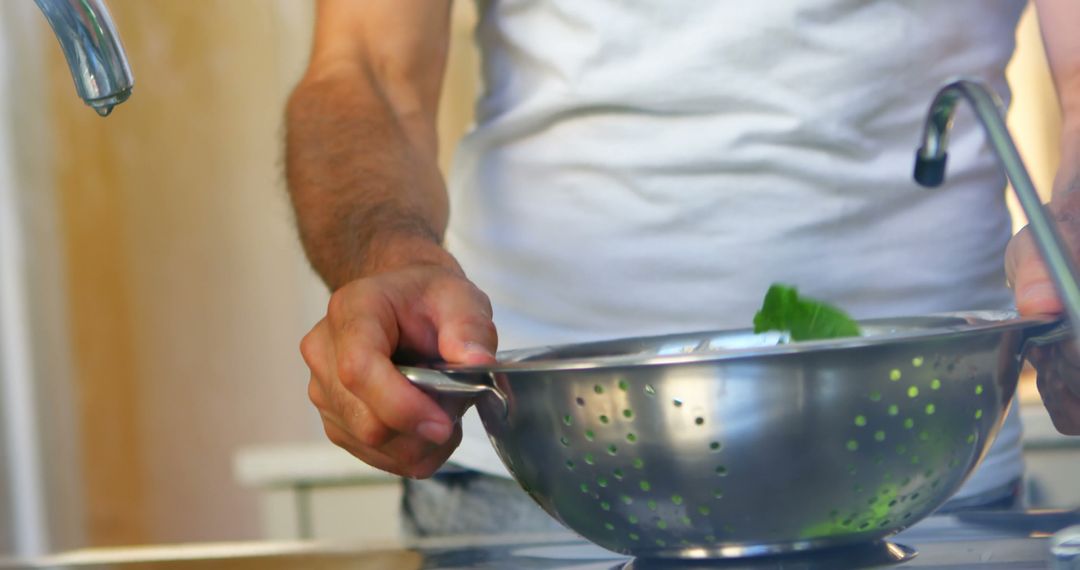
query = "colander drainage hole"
(698, 506, 711, 516)
(925, 404, 936, 415)
(874, 431, 886, 442)
(975, 384, 984, 395)
(706, 534, 717, 542)
(919, 431, 930, 441)
(854, 415, 867, 427)
(598, 477, 609, 487)
(846, 440, 859, 452)
(645, 384, 657, 396)
(585, 453, 595, 465)
(576, 397, 585, 406)
(621, 495, 633, 505)
(594, 385, 604, 394)
(629, 533, 640, 541)
(913, 356, 924, 367)
(903, 418, 915, 429)
(890, 369, 902, 381)
(966, 434, 976, 444)
(613, 468, 624, 479)
(715, 465, 729, 476)
(975, 409, 983, 419)
(562, 415, 572, 426)
(907, 386, 919, 398)
(601, 501, 611, 511)
(600, 415, 610, 424)
(566, 460, 575, 470)
(627, 433, 638, 443)
(618, 380, 628, 391)
(628, 515, 639, 524)
(633, 458, 645, 469)
(580, 483, 589, 493)
(713, 489, 723, 499)
(930, 379, 941, 390)
(560, 436, 570, 446)
(680, 516, 692, 526)
(640, 480, 652, 491)
(888, 405, 899, 416)
(656, 539, 667, 547)
(695, 417, 705, 426)
(657, 520, 669, 530)
(647, 499, 657, 511)
(709, 441, 721, 451)
(604, 522, 615, 531)
(623, 409, 634, 419)
(585, 430, 595, 441)
(673, 399, 683, 407)
(671, 494, 684, 505)
(869, 391, 882, 402)
(607, 444, 618, 455)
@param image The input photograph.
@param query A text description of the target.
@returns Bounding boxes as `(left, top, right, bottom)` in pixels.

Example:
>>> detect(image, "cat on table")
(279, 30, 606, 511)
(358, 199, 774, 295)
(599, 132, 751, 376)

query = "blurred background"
(0, 0, 1071, 560)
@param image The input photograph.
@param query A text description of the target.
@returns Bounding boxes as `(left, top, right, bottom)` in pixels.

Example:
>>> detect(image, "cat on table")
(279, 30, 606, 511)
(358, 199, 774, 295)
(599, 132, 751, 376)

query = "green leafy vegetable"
(752, 284, 861, 341)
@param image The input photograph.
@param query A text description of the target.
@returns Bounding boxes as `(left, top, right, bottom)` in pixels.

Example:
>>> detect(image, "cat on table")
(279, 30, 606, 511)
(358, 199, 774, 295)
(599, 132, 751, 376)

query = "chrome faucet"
(33, 0, 134, 116)
(914, 79, 1080, 331)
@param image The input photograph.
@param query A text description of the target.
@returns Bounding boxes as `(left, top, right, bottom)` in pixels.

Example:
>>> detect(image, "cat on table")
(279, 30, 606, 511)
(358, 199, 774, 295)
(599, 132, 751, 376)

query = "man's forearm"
(285, 66, 453, 290)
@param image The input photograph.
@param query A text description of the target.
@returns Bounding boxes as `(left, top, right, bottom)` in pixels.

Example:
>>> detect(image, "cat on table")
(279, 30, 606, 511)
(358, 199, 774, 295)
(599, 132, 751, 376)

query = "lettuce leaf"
(752, 284, 861, 341)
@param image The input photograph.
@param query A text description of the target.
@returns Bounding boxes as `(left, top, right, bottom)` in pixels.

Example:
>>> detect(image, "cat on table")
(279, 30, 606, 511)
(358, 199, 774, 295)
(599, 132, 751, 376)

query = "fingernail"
(417, 421, 451, 444)
(463, 341, 494, 358)
(1020, 282, 1057, 303)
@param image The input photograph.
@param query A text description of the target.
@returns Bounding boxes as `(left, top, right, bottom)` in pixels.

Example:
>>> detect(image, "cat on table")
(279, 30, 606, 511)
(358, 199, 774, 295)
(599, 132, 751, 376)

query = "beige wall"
(40, 1, 326, 545)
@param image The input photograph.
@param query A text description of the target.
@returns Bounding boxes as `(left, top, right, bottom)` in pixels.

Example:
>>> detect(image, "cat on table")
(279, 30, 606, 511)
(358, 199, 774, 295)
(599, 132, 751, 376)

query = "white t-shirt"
(445, 0, 1028, 500)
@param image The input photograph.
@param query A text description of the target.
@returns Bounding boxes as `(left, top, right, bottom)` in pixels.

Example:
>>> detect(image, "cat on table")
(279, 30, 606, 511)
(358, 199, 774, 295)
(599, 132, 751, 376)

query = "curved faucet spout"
(33, 0, 134, 116)
(913, 79, 1080, 333)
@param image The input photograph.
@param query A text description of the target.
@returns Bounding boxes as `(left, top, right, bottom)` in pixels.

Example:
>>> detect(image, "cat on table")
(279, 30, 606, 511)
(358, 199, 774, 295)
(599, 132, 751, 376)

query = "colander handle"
(398, 366, 509, 419)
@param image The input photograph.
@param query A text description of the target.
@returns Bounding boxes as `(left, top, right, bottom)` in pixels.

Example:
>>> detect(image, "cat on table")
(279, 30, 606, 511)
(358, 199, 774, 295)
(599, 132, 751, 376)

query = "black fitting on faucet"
(913, 151, 947, 188)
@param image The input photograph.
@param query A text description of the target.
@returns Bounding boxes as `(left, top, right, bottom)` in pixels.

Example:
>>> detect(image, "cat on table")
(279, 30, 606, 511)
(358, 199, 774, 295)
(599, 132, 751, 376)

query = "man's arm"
(287, 0, 498, 477)
(1007, 0, 1080, 434)
(286, 0, 456, 288)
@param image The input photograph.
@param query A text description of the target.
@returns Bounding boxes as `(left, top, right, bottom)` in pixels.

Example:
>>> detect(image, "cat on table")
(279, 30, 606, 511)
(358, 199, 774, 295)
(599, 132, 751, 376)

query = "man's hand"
(301, 264, 497, 478)
(1006, 194, 1080, 435)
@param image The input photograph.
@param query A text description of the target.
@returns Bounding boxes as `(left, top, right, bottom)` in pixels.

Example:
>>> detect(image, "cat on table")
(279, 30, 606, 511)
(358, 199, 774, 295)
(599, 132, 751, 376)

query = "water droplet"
(925, 403, 936, 415)
(640, 480, 652, 491)
(890, 369, 902, 381)
(623, 409, 634, 419)
(594, 385, 604, 394)
(912, 356, 924, 367)
(846, 440, 859, 451)
(888, 405, 899, 416)
(874, 431, 886, 442)
(644, 385, 656, 396)
(599, 415, 609, 424)
(854, 415, 867, 427)
(671, 494, 684, 505)
(930, 379, 942, 390)
(626, 433, 637, 443)
(908, 386, 919, 398)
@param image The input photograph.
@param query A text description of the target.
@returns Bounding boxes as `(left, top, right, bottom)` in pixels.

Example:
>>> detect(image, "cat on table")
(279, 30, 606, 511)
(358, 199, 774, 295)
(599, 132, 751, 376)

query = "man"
(286, 0, 1080, 536)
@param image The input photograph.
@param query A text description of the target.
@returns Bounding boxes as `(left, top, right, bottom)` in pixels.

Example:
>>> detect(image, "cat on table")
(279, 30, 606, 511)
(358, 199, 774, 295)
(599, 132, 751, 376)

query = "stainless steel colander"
(401, 312, 1064, 559)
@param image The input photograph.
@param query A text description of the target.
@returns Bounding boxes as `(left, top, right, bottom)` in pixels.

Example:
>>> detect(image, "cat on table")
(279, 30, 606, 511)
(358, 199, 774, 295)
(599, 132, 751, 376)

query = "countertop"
(4, 509, 1079, 569)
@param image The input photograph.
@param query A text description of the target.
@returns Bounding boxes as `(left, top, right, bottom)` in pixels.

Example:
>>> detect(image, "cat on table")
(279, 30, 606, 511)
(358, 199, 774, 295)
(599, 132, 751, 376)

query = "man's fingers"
(1006, 227, 1064, 316)
(427, 280, 498, 365)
